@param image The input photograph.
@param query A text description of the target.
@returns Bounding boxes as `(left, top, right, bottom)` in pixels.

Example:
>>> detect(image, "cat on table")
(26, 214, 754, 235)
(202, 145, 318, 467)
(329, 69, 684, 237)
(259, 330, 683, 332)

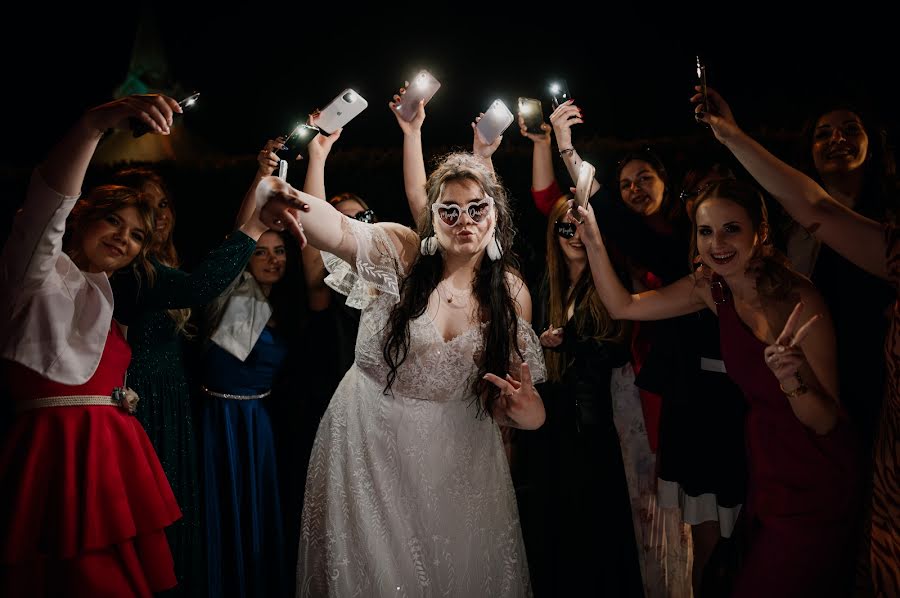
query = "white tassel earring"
(420, 235, 439, 256)
(486, 234, 502, 261)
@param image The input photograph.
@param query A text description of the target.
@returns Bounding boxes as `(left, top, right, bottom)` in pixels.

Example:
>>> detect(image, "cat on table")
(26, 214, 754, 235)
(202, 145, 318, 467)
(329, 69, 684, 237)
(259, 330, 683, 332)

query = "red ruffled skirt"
(0, 404, 182, 596)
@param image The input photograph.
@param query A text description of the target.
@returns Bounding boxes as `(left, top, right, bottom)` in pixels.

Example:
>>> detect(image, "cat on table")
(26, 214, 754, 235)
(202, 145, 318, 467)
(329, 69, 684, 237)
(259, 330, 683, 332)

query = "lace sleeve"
(322, 217, 405, 310)
(514, 319, 547, 385)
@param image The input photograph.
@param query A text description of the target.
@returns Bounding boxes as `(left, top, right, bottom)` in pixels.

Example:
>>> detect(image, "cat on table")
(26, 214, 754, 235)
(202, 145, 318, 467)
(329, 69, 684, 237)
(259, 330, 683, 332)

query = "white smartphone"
(574, 161, 596, 211)
(394, 70, 441, 122)
(475, 99, 514, 146)
(315, 89, 368, 134)
(277, 160, 288, 180)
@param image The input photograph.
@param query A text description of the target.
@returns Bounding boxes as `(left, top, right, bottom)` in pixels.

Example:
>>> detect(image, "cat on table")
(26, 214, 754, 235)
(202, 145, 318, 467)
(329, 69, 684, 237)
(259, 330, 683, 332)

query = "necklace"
(437, 281, 471, 305)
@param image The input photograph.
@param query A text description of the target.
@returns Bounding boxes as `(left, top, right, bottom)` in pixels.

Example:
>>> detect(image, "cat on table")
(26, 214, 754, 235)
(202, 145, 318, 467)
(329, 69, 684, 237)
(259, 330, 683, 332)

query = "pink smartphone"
(394, 70, 441, 122)
(475, 99, 514, 145)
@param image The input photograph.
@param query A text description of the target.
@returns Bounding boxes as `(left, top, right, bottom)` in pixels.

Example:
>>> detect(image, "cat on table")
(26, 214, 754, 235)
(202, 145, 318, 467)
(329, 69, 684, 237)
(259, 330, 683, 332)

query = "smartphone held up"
(475, 99, 514, 146)
(518, 97, 543, 134)
(393, 70, 441, 122)
(549, 80, 571, 110)
(315, 89, 368, 134)
(695, 56, 709, 122)
(131, 91, 200, 138)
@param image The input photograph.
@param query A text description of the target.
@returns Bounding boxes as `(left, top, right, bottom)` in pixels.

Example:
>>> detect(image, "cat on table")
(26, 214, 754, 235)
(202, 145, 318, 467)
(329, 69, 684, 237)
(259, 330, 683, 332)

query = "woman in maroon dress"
(0, 94, 189, 596)
(574, 178, 859, 597)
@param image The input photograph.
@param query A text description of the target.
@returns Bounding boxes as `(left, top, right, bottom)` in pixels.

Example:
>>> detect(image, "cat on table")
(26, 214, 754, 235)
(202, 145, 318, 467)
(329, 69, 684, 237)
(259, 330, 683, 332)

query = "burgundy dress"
(715, 277, 860, 597)
(0, 324, 182, 597)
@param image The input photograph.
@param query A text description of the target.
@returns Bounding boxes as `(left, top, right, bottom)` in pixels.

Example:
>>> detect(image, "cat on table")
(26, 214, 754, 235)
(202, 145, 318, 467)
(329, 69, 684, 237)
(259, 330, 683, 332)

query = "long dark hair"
(799, 105, 898, 219)
(382, 152, 522, 418)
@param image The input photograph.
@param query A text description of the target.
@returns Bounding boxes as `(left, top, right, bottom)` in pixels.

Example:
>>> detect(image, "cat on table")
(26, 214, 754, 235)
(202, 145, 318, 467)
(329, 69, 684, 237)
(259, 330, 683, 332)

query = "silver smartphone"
(696, 55, 709, 117)
(475, 99, 514, 145)
(574, 161, 596, 211)
(394, 70, 441, 122)
(315, 89, 368, 134)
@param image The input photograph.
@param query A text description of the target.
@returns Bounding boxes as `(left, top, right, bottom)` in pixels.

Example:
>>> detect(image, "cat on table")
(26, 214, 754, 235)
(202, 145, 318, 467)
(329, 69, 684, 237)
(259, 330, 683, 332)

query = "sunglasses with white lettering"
(431, 196, 494, 227)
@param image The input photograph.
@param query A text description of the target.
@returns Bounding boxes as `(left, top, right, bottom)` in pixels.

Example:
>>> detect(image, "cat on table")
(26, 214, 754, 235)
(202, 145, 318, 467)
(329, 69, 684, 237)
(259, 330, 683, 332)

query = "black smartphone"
(518, 97, 544, 134)
(131, 91, 200, 138)
(277, 123, 319, 161)
(548, 80, 571, 110)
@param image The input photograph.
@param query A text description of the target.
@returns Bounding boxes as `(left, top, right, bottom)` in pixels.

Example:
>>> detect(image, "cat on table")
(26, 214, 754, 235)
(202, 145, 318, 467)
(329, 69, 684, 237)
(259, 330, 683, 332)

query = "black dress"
(519, 289, 644, 597)
(638, 310, 748, 524)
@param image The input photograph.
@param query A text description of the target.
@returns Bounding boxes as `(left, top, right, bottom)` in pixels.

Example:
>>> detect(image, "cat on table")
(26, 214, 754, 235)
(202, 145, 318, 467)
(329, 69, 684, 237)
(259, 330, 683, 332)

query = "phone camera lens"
(343, 92, 356, 103)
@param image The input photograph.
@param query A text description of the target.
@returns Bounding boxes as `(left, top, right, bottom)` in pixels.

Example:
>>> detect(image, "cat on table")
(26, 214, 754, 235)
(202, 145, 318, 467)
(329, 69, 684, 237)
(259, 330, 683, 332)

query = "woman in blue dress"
(200, 228, 304, 598)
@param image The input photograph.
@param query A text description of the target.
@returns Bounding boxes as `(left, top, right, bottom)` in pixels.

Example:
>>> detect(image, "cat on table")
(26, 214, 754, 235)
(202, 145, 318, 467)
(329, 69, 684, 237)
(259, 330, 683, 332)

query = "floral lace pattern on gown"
(300, 219, 545, 597)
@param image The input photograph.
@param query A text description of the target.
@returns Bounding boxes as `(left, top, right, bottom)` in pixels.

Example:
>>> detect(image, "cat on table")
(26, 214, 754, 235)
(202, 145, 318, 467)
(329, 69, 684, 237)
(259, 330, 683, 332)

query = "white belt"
(17, 394, 121, 412)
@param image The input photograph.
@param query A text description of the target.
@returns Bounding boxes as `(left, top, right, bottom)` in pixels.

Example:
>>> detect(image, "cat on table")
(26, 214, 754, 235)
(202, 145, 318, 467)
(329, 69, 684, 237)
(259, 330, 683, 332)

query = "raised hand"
(472, 113, 503, 159)
(764, 302, 820, 388)
(692, 86, 741, 144)
(548, 99, 582, 150)
(83, 94, 182, 136)
(389, 81, 426, 135)
(257, 137, 285, 176)
(518, 114, 552, 144)
(483, 362, 545, 430)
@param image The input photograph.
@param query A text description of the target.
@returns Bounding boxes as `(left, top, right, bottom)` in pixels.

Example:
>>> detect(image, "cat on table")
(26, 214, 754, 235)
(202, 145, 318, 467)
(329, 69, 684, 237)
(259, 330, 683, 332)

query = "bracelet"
(558, 148, 575, 157)
(779, 372, 808, 399)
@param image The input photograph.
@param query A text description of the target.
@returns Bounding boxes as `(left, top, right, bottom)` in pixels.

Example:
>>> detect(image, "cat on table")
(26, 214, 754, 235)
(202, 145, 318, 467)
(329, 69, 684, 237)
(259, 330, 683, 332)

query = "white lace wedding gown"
(297, 220, 545, 597)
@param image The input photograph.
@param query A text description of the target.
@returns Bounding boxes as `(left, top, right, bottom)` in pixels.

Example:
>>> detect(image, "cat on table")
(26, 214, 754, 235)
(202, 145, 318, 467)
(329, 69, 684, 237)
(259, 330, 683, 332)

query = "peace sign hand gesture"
(764, 302, 820, 391)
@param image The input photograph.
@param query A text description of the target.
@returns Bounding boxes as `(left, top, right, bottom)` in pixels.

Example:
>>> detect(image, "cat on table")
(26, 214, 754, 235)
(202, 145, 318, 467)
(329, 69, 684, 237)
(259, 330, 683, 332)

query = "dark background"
(1, 6, 895, 274)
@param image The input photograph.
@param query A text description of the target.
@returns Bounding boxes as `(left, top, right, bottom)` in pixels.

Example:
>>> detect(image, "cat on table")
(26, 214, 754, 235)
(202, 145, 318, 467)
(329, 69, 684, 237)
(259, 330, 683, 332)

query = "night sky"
(2, 7, 897, 167)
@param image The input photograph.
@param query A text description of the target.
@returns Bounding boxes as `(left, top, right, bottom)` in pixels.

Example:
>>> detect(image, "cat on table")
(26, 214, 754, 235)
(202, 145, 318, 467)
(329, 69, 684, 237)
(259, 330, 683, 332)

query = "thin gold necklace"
(437, 281, 471, 305)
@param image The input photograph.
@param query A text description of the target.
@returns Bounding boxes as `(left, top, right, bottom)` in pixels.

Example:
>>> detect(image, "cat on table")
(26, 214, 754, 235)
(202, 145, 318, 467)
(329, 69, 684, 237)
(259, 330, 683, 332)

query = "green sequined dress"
(112, 231, 256, 597)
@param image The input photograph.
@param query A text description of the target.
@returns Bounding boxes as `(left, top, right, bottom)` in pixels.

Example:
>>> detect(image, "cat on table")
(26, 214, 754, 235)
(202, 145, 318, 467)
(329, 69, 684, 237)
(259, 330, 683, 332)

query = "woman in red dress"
(0, 94, 185, 597)
(575, 178, 859, 597)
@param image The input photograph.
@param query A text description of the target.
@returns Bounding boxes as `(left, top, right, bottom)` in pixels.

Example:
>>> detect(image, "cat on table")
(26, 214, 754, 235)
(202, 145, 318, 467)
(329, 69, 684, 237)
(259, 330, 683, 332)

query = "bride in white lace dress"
(257, 152, 547, 597)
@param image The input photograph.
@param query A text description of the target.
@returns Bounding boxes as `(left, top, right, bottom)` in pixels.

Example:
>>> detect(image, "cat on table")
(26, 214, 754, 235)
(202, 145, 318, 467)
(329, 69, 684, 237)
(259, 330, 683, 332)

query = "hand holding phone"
(517, 97, 544, 135)
(475, 100, 514, 146)
(315, 89, 368, 134)
(278, 123, 319, 161)
(131, 91, 199, 138)
(548, 80, 571, 110)
(393, 70, 441, 122)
